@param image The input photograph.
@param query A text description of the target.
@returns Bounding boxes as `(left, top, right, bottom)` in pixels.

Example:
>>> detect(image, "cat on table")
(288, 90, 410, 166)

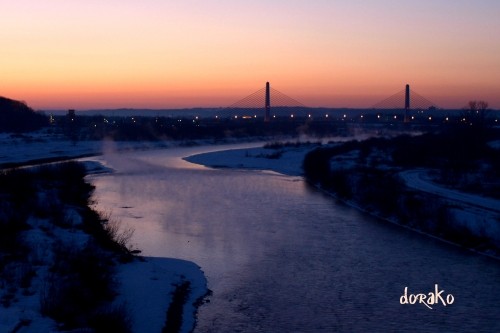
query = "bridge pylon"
(220, 81, 308, 120)
(371, 84, 438, 121)
(404, 84, 410, 123)
(265, 82, 271, 122)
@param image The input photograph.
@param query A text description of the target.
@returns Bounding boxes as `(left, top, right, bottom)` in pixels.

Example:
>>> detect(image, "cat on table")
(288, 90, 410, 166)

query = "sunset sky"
(1, 0, 499, 110)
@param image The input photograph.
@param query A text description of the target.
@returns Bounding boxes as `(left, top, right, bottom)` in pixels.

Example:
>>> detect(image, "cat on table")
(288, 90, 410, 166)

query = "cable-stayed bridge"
(213, 82, 439, 122)
(370, 84, 439, 122)
(217, 82, 310, 121)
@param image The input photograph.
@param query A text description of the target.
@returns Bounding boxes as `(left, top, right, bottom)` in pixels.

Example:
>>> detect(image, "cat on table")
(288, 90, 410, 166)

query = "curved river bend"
(87, 144, 500, 333)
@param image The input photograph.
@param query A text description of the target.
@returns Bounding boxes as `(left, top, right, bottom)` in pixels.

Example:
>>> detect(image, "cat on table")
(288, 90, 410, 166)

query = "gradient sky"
(1, 0, 499, 110)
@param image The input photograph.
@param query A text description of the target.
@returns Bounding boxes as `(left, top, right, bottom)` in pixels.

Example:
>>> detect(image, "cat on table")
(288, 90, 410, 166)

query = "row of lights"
(195, 113, 447, 120)
(90, 115, 499, 128)
(173, 114, 499, 123)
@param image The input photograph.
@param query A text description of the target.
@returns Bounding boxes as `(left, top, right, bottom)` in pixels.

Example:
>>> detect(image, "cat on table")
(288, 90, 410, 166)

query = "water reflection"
(88, 145, 500, 332)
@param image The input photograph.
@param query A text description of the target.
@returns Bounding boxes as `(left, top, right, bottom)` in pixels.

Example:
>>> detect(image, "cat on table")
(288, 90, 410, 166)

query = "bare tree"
(463, 100, 489, 127)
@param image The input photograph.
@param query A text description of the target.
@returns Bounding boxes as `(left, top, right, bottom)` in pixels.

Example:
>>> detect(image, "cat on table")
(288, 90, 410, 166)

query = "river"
(87, 143, 500, 332)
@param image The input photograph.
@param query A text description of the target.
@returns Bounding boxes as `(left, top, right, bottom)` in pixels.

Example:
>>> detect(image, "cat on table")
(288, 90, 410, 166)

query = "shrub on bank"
(40, 240, 119, 330)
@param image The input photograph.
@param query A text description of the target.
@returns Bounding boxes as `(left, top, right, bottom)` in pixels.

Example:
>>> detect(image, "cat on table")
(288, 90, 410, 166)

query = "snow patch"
(116, 257, 208, 333)
(184, 145, 319, 176)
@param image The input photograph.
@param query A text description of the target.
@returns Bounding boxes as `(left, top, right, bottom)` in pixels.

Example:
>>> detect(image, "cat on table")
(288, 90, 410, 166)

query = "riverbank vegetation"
(303, 126, 500, 255)
(0, 162, 135, 332)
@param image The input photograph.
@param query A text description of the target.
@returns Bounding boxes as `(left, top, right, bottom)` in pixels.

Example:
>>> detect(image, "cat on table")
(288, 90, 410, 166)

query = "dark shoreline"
(309, 181, 500, 261)
(302, 130, 500, 261)
(0, 153, 98, 170)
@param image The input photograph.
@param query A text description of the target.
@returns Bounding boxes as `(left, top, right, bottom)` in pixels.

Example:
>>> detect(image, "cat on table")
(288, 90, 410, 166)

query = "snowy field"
(0, 132, 172, 167)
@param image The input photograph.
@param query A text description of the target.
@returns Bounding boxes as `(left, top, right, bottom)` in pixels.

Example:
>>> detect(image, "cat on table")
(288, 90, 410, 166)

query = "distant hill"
(0, 96, 48, 132)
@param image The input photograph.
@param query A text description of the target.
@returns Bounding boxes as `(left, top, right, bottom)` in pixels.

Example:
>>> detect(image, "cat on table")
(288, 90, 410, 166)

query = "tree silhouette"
(463, 100, 489, 128)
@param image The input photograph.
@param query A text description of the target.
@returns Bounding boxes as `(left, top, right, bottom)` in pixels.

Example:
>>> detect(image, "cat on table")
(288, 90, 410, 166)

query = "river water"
(87, 144, 500, 333)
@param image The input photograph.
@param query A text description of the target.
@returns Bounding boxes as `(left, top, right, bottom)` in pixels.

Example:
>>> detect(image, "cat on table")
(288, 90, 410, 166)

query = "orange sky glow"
(1, 1, 500, 110)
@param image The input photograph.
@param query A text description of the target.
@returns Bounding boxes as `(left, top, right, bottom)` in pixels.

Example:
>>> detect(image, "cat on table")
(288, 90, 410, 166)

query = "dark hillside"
(0, 96, 48, 132)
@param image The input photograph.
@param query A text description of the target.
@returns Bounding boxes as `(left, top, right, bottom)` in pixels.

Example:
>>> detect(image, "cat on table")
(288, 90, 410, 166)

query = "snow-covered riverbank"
(116, 257, 207, 333)
(0, 137, 209, 333)
(184, 143, 319, 176)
